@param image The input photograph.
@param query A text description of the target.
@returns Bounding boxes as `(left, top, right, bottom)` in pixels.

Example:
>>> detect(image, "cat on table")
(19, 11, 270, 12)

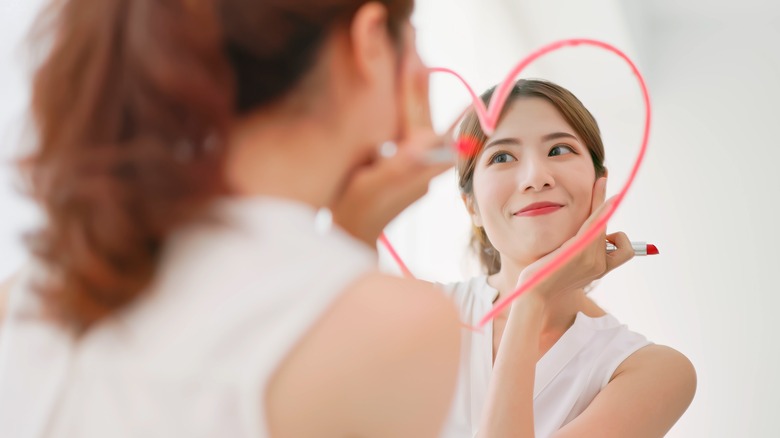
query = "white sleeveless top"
(0, 197, 375, 438)
(439, 275, 651, 438)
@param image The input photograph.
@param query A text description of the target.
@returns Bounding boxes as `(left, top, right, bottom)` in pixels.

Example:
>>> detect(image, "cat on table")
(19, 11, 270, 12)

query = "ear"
(461, 194, 483, 228)
(602, 167, 609, 178)
(349, 3, 393, 84)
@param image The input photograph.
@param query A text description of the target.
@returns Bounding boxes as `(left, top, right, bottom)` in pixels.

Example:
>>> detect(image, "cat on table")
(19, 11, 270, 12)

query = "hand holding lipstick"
(516, 177, 637, 301)
(329, 26, 455, 247)
(606, 241, 659, 256)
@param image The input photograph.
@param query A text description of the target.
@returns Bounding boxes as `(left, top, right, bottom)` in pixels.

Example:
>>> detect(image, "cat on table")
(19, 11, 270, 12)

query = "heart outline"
(381, 38, 651, 329)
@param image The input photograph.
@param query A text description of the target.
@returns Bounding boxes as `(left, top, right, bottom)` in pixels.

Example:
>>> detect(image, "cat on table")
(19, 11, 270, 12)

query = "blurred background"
(2, 0, 779, 436)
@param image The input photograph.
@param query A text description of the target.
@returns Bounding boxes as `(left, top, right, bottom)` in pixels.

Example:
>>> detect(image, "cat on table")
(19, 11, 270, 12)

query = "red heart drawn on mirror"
(381, 38, 651, 329)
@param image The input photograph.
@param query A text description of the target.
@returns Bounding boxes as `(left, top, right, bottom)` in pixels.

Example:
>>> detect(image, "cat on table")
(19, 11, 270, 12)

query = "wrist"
(509, 290, 546, 314)
(506, 292, 546, 336)
(514, 273, 554, 307)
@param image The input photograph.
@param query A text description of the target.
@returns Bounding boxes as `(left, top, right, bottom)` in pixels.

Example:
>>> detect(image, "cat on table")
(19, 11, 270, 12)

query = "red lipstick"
(515, 202, 564, 217)
(606, 241, 659, 256)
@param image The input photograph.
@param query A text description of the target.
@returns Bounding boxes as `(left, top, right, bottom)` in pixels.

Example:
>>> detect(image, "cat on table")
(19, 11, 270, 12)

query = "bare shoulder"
(266, 271, 460, 438)
(555, 344, 696, 438)
(614, 344, 697, 398)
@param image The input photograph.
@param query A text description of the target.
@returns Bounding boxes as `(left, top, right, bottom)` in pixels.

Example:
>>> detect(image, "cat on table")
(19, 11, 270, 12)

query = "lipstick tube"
(606, 241, 659, 256)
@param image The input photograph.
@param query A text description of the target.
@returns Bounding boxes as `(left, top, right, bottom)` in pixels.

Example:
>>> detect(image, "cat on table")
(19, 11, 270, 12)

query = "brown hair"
(21, 0, 412, 332)
(456, 79, 606, 275)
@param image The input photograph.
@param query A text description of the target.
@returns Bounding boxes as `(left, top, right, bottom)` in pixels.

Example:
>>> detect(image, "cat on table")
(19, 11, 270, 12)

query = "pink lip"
(515, 202, 564, 217)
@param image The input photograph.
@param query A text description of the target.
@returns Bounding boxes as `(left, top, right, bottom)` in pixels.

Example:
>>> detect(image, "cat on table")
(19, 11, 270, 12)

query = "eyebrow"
(542, 132, 579, 143)
(484, 131, 580, 150)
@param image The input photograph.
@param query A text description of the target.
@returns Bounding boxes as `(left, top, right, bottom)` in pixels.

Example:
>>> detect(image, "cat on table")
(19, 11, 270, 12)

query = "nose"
(518, 153, 555, 193)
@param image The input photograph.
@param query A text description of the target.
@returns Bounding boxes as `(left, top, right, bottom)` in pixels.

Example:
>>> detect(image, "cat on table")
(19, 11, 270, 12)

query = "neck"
(488, 259, 589, 334)
(224, 107, 366, 208)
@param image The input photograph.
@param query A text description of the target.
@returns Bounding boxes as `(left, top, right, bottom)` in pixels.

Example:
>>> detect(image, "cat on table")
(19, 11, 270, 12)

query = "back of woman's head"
(456, 79, 605, 275)
(23, 0, 412, 332)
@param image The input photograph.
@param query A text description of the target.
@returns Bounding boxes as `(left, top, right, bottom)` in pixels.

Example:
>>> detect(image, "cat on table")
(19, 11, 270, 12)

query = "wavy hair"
(21, 0, 412, 332)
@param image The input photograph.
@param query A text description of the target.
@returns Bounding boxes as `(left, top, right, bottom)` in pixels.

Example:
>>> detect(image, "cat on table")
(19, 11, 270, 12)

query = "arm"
(478, 178, 637, 437)
(553, 344, 696, 438)
(478, 188, 696, 438)
(478, 294, 545, 437)
(486, 310, 696, 438)
(265, 273, 461, 437)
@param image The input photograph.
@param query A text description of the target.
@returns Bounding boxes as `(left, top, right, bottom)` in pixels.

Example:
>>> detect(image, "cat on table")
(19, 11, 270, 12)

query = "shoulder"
(613, 344, 697, 397)
(607, 344, 697, 428)
(265, 272, 461, 437)
(350, 271, 461, 324)
(326, 272, 462, 350)
(554, 344, 696, 437)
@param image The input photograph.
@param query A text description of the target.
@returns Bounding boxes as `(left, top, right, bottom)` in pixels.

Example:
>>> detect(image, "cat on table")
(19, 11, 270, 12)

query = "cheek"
(574, 188, 593, 222)
(473, 170, 514, 214)
(566, 166, 597, 220)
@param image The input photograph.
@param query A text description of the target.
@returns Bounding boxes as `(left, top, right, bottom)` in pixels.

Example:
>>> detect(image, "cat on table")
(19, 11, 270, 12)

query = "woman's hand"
(330, 25, 456, 247)
(329, 136, 452, 248)
(518, 177, 635, 303)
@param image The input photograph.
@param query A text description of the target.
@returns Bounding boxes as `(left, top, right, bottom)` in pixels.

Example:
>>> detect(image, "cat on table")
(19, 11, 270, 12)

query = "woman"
(440, 79, 696, 437)
(0, 0, 463, 436)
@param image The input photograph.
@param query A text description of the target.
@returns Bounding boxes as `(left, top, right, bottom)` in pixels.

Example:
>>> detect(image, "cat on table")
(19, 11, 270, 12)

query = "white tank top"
(439, 275, 651, 438)
(0, 197, 375, 438)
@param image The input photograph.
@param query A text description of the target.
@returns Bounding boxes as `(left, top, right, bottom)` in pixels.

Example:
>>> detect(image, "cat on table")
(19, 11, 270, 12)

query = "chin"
(499, 241, 564, 267)
(532, 245, 563, 262)
(536, 231, 571, 252)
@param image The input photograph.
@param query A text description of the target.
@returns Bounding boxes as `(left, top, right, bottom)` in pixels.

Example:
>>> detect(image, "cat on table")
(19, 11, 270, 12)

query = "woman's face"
(468, 97, 598, 266)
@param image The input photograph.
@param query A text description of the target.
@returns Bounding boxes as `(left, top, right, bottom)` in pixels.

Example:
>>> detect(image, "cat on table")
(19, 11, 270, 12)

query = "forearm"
(478, 294, 545, 438)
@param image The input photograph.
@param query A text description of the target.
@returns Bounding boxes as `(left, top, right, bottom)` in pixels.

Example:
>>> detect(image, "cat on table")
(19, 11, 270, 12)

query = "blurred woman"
(0, 1, 461, 436)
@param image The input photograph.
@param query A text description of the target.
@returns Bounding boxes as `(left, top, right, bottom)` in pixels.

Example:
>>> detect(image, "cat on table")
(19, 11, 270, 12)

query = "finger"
(392, 133, 454, 175)
(407, 59, 431, 130)
(399, 33, 431, 134)
(577, 193, 617, 239)
(402, 103, 471, 165)
(579, 177, 609, 245)
(605, 231, 634, 272)
(596, 178, 609, 243)
(413, 54, 432, 129)
(590, 176, 607, 216)
(394, 131, 441, 166)
(416, 156, 453, 184)
(376, 133, 447, 183)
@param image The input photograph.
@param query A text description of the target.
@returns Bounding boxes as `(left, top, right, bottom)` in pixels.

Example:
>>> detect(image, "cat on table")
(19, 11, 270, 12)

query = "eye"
(549, 144, 575, 157)
(488, 152, 516, 165)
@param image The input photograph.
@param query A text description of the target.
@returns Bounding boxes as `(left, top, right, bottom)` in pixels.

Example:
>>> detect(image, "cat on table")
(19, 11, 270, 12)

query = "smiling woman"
(457, 80, 606, 276)
(439, 79, 696, 437)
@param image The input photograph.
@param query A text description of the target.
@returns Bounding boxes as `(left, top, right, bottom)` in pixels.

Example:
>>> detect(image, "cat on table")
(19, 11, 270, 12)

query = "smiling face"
(466, 97, 598, 266)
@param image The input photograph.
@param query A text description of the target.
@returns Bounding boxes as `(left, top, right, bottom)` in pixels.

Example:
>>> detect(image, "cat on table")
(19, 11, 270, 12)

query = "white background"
(2, 0, 779, 436)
